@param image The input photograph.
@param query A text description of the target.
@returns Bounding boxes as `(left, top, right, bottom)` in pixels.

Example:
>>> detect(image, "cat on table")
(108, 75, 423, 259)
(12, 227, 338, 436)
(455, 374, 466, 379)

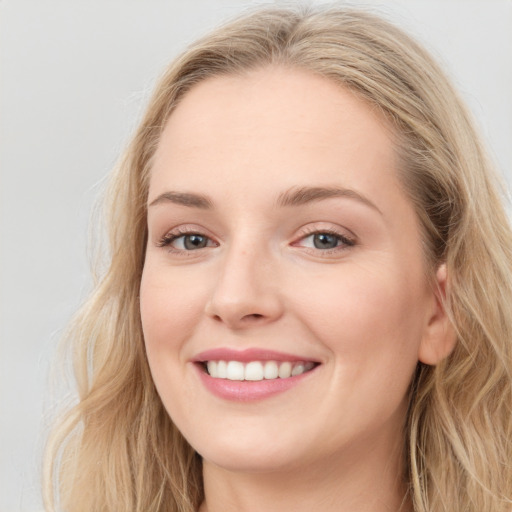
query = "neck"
(199, 436, 411, 512)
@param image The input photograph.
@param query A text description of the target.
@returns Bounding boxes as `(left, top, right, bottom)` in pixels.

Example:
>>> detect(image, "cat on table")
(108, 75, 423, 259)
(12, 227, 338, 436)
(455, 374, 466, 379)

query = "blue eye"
(178, 234, 209, 250)
(158, 232, 215, 251)
(297, 231, 355, 251)
(311, 233, 340, 249)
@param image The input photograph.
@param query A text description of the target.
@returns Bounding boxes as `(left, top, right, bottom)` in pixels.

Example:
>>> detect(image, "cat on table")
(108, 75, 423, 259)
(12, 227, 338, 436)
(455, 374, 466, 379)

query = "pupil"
(313, 233, 338, 249)
(184, 235, 207, 250)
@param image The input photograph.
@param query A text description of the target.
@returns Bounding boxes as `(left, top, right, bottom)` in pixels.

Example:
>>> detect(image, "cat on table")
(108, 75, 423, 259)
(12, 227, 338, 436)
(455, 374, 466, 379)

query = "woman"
(44, 5, 512, 512)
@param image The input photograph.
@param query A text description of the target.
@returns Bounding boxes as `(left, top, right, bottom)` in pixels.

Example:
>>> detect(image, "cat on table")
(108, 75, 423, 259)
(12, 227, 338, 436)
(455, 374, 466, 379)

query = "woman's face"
(140, 67, 446, 474)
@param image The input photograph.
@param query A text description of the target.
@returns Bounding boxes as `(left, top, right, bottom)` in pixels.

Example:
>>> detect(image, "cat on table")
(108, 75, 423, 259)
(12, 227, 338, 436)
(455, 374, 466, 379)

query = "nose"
(205, 245, 284, 330)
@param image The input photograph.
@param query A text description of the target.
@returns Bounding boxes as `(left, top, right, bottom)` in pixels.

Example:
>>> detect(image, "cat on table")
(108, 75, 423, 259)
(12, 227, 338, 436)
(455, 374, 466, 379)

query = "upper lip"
(192, 348, 321, 363)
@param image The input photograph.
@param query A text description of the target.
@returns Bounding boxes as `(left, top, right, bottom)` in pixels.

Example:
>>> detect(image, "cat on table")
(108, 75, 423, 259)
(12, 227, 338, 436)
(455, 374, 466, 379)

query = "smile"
(205, 360, 316, 381)
(193, 348, 321, 401)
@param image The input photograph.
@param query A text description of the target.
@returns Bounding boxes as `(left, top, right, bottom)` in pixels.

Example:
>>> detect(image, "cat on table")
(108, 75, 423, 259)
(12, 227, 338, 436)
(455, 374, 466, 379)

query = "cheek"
(139, 264, 208, 361)
(139, 264, 209, 425)
(292, 263, 426, 378)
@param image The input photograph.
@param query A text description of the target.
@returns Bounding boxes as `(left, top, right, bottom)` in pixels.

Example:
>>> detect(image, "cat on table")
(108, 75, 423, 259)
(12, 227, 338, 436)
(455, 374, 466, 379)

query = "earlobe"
(418, 264, 458, 365)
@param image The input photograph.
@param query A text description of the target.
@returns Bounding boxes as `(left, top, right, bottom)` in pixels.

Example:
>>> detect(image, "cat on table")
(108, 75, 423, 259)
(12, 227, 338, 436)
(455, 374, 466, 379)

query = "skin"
(140, 66, 454, 512)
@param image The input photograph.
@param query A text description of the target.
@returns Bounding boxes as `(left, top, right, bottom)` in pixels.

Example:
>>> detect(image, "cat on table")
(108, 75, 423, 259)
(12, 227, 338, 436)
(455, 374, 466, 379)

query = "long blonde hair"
(44, 5, 512, 512)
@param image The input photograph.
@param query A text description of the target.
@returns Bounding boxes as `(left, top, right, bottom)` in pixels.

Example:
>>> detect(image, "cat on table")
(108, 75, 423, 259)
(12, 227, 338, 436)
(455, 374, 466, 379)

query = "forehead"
(150, 66, 400, 212)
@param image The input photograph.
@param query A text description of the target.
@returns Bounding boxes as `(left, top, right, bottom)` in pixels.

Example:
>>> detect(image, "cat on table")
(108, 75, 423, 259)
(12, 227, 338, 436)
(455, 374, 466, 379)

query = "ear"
(418, 264, 458, 365)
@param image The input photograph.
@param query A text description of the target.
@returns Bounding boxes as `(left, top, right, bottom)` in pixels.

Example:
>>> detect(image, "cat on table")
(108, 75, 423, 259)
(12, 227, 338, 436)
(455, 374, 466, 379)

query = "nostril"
(244, 313, 264, 320)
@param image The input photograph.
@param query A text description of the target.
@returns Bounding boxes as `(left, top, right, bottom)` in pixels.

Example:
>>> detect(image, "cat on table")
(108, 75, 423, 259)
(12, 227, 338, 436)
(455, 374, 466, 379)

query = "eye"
(308, 233, 342, 249)
(294, 229, 355, 252)
(174, 234, 210, 250)
(158, 231, 217, 251)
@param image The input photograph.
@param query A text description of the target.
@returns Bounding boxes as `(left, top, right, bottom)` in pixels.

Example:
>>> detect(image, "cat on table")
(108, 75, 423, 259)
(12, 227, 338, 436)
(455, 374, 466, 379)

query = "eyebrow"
(149, 191, 213, 209)
(276, 186, 382, 214)
(148, 185, 381, 214)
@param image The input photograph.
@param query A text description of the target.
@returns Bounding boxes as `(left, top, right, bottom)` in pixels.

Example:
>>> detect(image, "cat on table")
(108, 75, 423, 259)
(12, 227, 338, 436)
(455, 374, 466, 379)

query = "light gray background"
(1, 1, 511, 510)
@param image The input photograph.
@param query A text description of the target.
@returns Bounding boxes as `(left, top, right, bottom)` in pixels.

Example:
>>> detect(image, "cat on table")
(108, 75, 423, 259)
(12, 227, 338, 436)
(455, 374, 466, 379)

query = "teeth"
(245, 361, 264, 381)
(226, 361, 244, 381)
(217, 360, 227, 378)
(207, 361, 217, 378)
(205, 360, 316, 381)
(263, 361, 279, 379)
(278, 362, 292, 379)
(291, 363, 305, 376)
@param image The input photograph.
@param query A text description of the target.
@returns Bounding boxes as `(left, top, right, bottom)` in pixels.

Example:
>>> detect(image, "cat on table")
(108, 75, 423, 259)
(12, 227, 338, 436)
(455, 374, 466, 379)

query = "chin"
(192, 430, 307, 474)
(201, 449, 301, 474)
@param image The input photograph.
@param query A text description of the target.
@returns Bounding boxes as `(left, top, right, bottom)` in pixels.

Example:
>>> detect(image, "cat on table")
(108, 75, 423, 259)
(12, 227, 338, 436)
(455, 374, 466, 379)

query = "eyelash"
(157, 226, 356, 256)
(293, 227, 356, 255)
(157, 228, 218, 253)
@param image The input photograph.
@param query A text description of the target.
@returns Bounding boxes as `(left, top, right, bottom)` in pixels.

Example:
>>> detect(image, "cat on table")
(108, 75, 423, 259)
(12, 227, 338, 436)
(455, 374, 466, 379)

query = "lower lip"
(195, 364, 317, 402)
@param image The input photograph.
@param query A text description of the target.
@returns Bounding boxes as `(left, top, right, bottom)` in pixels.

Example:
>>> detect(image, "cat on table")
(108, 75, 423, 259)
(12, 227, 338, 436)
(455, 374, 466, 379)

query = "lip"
(192, 347, 320, 364)
(191, 348, 320, 402)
